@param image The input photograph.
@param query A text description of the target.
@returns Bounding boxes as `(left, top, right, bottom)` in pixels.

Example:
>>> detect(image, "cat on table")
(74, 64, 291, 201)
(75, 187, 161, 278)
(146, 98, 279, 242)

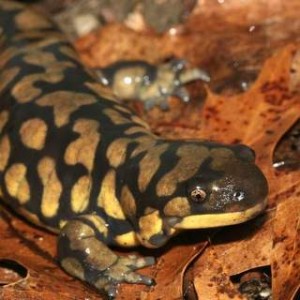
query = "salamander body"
(0, 1, 268, 298)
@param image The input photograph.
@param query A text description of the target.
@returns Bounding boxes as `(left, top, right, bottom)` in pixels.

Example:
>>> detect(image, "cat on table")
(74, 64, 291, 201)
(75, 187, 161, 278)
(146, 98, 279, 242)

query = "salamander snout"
(172, 157, 268, 229)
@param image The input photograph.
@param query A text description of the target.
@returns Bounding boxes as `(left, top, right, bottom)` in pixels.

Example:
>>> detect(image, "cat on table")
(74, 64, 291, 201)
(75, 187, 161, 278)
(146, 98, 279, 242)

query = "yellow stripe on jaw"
(173, 198, 268, 229)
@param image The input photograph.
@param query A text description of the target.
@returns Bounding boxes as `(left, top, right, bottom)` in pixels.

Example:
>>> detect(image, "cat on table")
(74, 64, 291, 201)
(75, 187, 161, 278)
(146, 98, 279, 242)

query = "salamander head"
(162, 143, 269, 229)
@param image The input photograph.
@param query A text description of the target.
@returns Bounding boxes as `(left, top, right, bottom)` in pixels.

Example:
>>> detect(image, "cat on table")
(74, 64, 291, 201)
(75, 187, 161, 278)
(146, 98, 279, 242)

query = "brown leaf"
(118, 234, 208, 300)
(75, 24, 166, 68)
(193, 214, 273, 300)
(272, 198, 300, 299)
(0, 209, 101, 299)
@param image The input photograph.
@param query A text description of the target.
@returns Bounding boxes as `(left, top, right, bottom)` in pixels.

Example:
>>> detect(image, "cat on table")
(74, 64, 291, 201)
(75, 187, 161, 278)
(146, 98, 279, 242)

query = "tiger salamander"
(0, 1, 268, 298)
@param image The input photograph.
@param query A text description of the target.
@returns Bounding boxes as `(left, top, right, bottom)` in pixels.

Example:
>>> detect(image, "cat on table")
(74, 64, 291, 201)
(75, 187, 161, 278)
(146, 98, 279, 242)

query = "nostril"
(233, 191, 245, 201)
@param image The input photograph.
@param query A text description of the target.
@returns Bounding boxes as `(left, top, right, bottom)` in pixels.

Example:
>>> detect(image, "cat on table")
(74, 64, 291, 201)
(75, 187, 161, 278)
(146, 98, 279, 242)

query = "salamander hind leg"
(58, 215, 155, 298)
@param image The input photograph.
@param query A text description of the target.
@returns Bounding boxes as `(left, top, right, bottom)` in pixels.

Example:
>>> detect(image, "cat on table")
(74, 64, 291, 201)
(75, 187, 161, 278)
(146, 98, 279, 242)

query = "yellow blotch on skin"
(131, 115, 150, 129)
(138, 143, 169, 193)
(0, 110, 9, 134)
(164, 197, 191, 217)
(37, 157, 62, 218)
(124, 126, 149, 135)
(36, 91, 96, 127)
(85, 82, 118, 103)
(0, 48, 18, 69)
(65, 119, 100, 172)
(156, 145, 209, 197)
(97, 170, 126, 220)
(112, 105, 131, 114)
(144, 206, 156, 215)
(23, 51, 56, 67)
(12, 72, 64, 103)
(82, 215, 108, 238)
(4, 163, 30, 204)
(120, 185, 136, 218)
(103, 108, 132, 125)
(0, 135, 10, 171)
(114, 231, 139, 247)
(13, 31, 64, 43)
(210, 148, 235, 170)
(23, 51, 76, 70)
(20, 118, 48, 150)
(138, 210, 163, 248)
(15, 9, 52, 31)
(106, 138, 131, 168)
(59, 46, 79, 61)
(21, 37, 67, 54)
(0, 67, 20, 95)
(59, 220, 68, 230)
(130, 135, 157, 158)
(71, 176, 92, 214)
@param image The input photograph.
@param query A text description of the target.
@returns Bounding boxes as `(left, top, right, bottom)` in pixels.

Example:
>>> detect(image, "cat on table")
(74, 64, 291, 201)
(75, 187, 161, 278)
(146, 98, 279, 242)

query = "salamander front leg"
(58, 216, 155, 298)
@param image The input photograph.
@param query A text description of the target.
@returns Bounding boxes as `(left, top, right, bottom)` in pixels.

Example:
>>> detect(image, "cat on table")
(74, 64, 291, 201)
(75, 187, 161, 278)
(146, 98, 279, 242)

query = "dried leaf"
(0, 209, 100, 299)
(193, 214, 273, 300)
(118, 233, 208, 300)
(272, 198, 300, 299)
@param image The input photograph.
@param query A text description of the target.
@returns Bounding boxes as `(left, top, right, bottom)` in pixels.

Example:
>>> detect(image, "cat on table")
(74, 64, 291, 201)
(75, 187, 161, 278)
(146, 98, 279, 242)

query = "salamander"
(95, 59, 210, 109)
(0, 1, 268, 298)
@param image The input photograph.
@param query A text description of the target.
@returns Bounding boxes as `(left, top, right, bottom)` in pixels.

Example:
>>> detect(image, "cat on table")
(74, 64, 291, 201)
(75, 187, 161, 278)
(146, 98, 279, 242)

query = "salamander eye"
(190, 186, 207, 203)
(233, 191, 245, 201)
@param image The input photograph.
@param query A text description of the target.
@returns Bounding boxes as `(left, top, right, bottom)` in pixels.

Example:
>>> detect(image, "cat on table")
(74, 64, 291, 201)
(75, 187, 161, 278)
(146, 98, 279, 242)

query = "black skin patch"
(148, 233, 170, 248)
(232, 144, 256, 162)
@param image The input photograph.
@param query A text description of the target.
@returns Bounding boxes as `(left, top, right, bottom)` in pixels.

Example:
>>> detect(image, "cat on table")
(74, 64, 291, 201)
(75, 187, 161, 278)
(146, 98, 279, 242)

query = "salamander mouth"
(173, 197, 268, 229)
